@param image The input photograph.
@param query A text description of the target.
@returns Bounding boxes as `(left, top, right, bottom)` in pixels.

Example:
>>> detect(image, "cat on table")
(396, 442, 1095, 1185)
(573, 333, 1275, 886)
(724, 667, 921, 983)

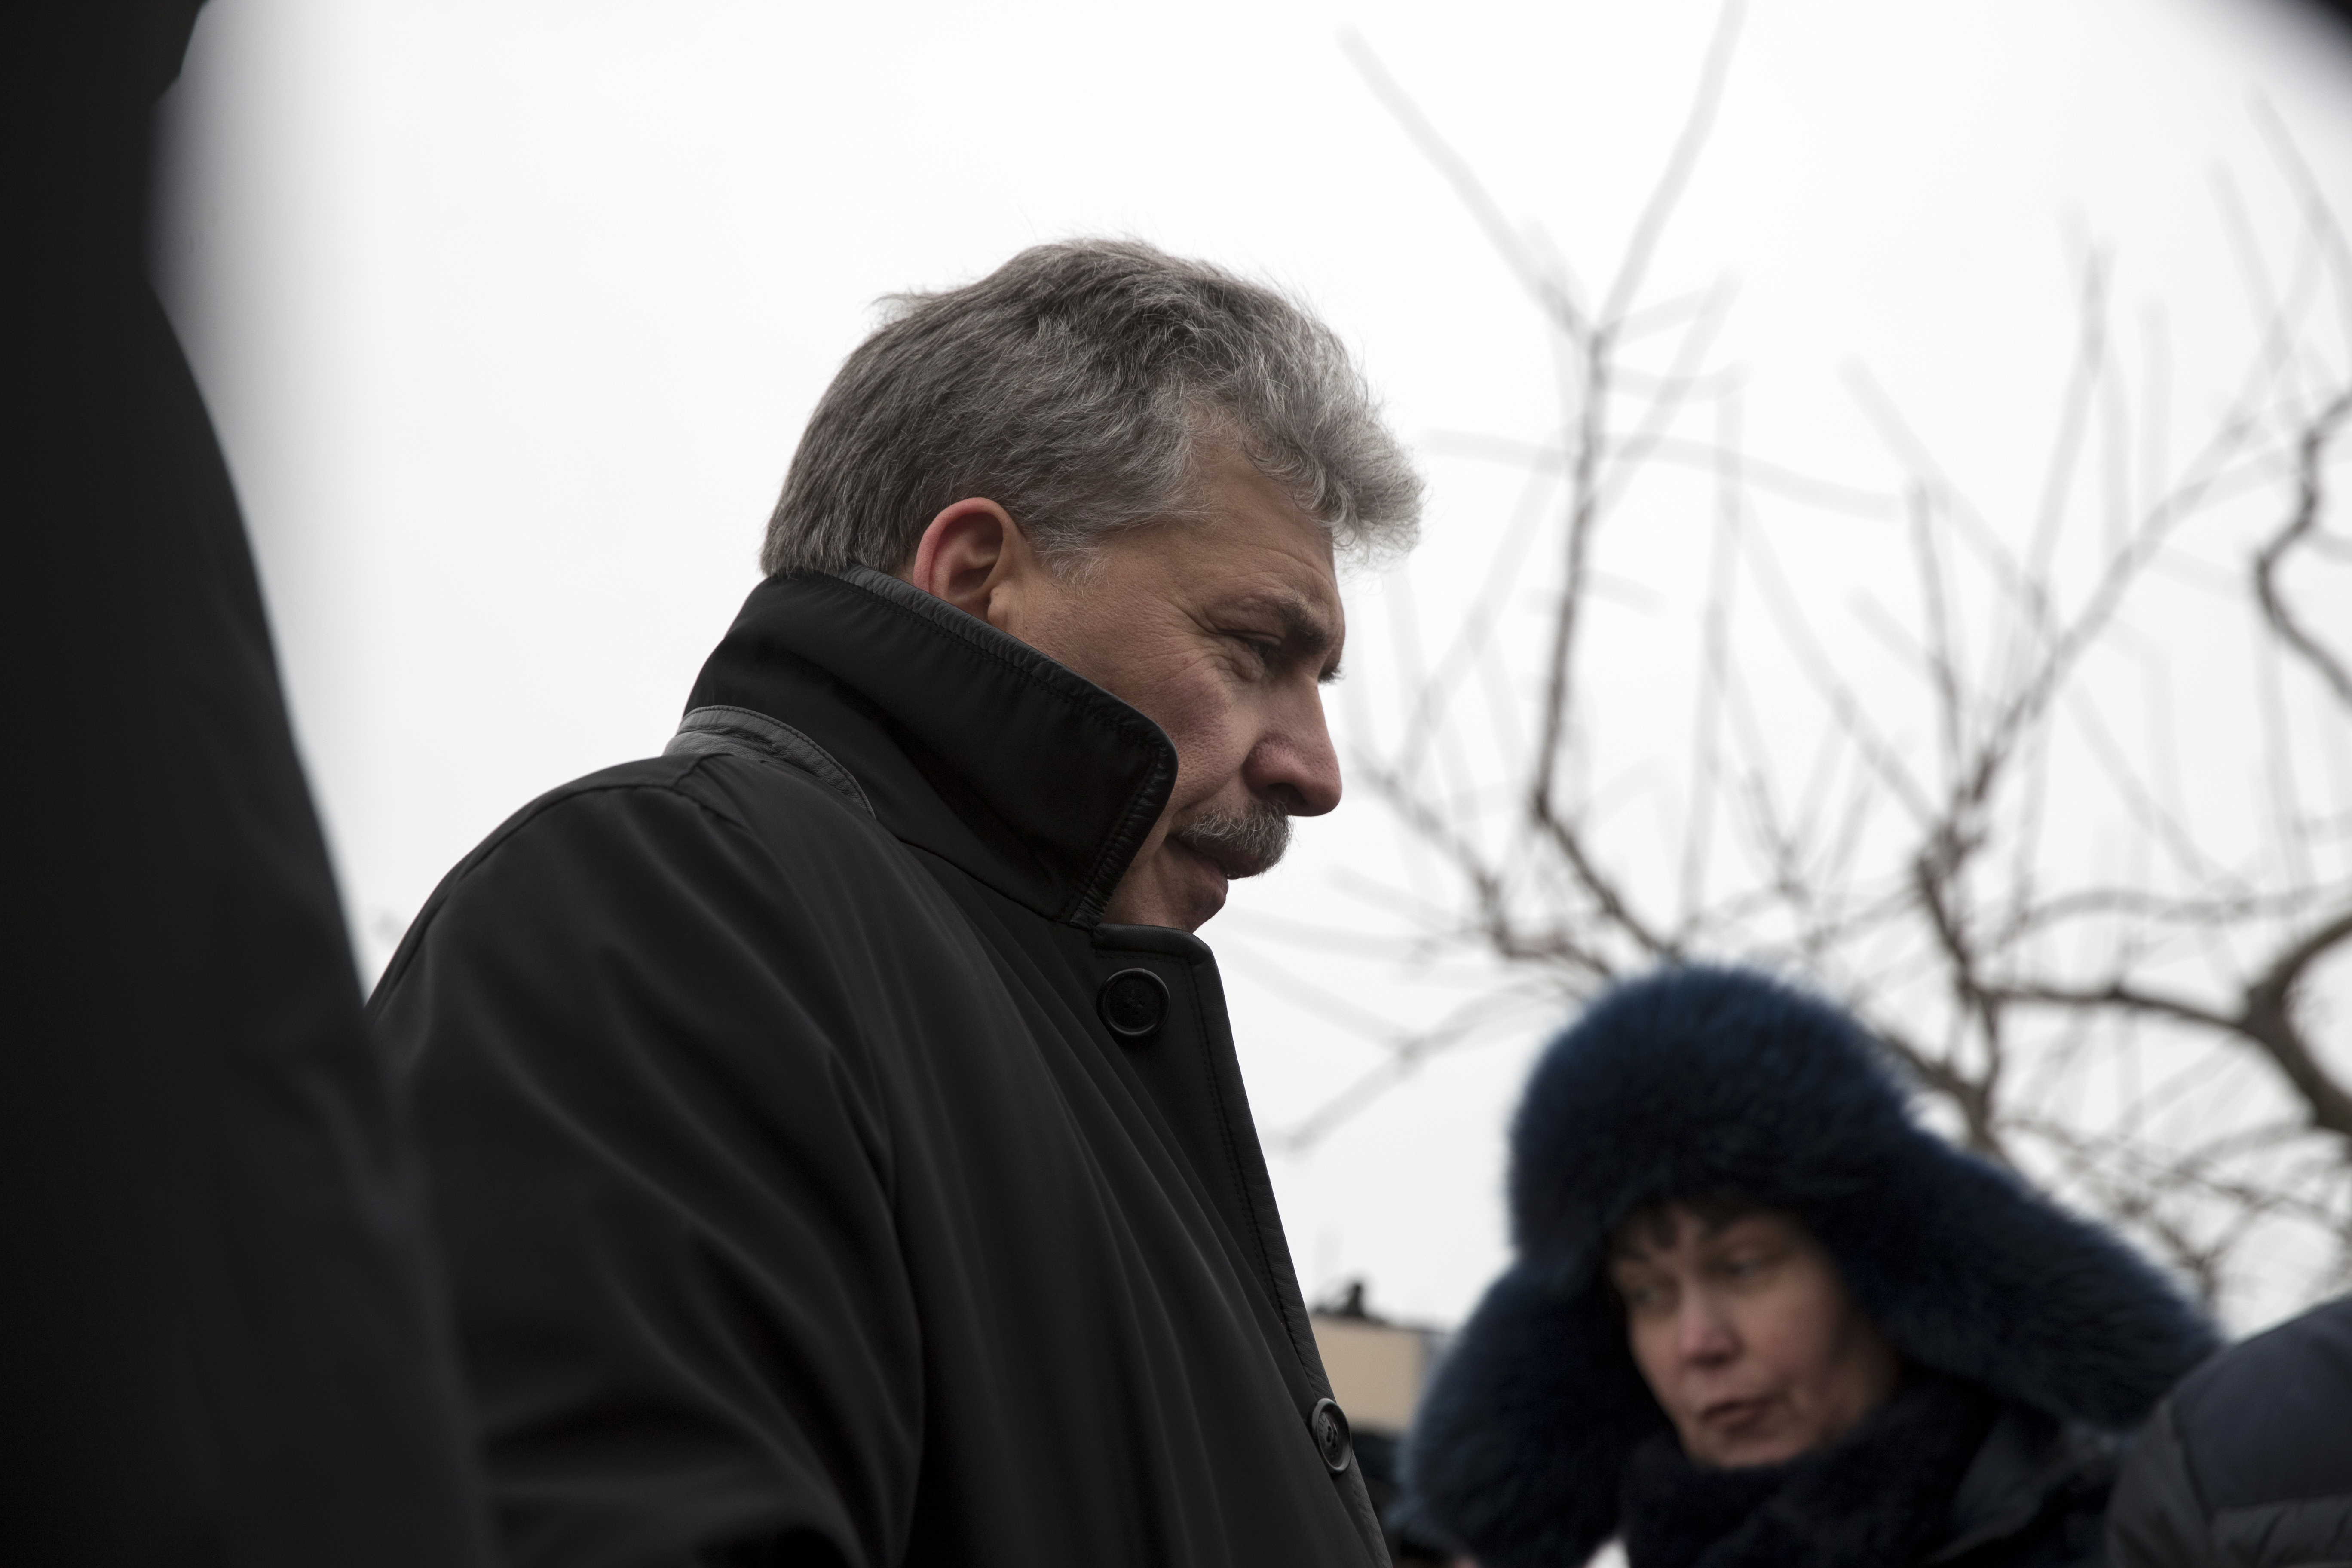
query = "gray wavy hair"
(760, 239, 1422, 577)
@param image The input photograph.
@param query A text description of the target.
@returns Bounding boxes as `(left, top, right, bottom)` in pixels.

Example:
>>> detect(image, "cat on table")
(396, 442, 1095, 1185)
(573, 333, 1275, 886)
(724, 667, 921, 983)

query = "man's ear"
(906, 498, 1045, 634)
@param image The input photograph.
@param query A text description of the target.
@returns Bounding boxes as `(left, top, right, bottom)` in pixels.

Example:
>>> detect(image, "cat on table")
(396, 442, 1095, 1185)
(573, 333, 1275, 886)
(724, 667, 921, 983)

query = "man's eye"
(1232, 635, 1277, 667)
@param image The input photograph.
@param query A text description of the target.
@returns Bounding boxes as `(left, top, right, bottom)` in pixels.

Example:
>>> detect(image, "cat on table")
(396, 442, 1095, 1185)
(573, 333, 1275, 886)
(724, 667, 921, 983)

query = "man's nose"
(1245, 691, 1342, 817)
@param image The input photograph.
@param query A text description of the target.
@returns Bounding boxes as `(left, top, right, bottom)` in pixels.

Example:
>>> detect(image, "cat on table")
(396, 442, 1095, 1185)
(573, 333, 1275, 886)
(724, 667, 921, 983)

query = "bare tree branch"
(2253, 385, 2352, 707)
(1297, 23, 2352, 1320)
(1997, 904, 2352, 1138)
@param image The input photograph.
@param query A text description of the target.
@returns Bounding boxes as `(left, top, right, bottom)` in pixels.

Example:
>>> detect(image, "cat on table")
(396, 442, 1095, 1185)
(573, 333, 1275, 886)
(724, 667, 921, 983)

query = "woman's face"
(1606, 1204, 1899, 1468)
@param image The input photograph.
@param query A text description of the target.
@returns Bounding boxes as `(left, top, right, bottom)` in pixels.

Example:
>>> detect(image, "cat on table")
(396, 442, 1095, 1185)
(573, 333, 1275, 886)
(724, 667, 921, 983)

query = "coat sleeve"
(2103, 1403, 2215, 1568)
(375, 771, 921, 1568)
(2107, 1298, 2352, 1568)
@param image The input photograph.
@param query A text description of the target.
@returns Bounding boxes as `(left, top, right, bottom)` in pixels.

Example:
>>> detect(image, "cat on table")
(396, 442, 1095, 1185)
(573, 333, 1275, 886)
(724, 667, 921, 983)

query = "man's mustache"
(1169, 804, 1292, 879)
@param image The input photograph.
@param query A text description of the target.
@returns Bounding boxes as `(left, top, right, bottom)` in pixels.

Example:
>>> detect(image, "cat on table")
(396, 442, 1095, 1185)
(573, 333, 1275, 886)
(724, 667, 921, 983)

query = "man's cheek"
(1178, 740, 1257, 807)
(1157, 703, 1243, 782)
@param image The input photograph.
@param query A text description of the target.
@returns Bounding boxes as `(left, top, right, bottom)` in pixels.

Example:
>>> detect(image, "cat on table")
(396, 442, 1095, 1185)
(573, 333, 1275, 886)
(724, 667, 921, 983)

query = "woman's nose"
(1678, 1296, 1737, 1364)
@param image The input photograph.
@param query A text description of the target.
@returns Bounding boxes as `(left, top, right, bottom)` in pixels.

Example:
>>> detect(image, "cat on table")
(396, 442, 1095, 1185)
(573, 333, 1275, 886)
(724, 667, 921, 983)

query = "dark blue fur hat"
(1403, 964, 2218, 1568)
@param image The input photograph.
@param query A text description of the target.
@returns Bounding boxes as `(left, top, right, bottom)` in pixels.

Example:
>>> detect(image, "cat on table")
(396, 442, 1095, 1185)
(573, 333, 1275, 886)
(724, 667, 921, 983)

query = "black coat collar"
(684, 567, 1178, 927)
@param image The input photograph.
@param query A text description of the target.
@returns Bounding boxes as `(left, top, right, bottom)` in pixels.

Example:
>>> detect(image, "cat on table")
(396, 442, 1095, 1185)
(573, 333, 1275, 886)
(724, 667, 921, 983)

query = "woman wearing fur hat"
(1403, 965, 2217, 1568)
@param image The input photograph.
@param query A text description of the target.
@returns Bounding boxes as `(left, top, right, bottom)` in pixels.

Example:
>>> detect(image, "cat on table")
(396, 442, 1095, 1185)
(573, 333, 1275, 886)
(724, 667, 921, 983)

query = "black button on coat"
(376, 567, 1389, 1568)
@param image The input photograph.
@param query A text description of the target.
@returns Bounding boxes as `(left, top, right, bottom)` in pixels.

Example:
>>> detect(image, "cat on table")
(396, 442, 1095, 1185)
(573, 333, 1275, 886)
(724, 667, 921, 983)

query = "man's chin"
(1103, 842, 1231, 931)
(1168, 841, 1231, 928)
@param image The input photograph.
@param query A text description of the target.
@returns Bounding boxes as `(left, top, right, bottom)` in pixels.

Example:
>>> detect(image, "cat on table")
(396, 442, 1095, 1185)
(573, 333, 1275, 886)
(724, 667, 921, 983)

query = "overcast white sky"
(161, 0, 2352, 1332)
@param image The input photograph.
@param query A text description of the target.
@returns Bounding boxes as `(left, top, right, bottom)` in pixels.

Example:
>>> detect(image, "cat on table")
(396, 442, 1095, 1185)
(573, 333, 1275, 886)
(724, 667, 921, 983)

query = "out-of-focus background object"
(157, 0, 2352, 1336)
(3, 3, 488, 1562)
(1311, 1283, 1453, 1564)
(1314, 1283, 1440, 1438)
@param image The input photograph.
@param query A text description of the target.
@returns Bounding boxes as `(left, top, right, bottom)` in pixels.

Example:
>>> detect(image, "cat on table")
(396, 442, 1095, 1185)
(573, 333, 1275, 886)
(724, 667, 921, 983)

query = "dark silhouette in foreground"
(2, 4, 489, 1562)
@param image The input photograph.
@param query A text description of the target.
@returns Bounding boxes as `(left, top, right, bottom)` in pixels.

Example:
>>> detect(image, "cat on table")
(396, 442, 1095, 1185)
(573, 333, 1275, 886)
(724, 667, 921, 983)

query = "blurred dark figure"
(2107, 1295, 2352, 1568)
(1354, 1431, 1466, 1568)
(1405, 966, 2216, 1568)
(2290, 0, 2352, 39)
(1, 5, 490, 1563)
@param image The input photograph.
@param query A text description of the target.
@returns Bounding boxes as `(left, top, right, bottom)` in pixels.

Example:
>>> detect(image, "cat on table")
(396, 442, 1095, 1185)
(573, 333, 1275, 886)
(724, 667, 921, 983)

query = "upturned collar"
(684, 567, 1178, 927)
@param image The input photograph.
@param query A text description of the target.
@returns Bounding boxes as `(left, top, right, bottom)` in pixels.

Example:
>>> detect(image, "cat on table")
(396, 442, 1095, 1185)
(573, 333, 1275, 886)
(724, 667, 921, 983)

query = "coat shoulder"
(2107, 1296, 2352, 1568)
(371, 749, 926, 1008)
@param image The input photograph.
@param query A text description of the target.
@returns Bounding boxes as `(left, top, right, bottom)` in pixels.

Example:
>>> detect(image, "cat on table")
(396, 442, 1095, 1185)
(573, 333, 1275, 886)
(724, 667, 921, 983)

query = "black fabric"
(1353, 1430, 1461, 1565)
(2168, 1295, 2352, 1510)
(2107, 1295, 2352, 1568)
(686, 566, 1170, 925)
(1402, 966, 2212, 1568)
(2, 4, 491, 1563)
(378, 567, 1390, 1567)
(1933, 1406, 2119, 1568)
(2102, 1407, 2210, 1568)
(1617, 1375, 1997, 1568)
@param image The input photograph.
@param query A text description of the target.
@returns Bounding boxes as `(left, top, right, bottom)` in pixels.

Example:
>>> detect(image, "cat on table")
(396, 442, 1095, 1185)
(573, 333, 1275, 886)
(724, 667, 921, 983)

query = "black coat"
(377, 567, 1390, 1567)
(4, 4, 488, 1560)
(1403, 967, 2215, 1568)
(2106, 1295, 2352, 1568)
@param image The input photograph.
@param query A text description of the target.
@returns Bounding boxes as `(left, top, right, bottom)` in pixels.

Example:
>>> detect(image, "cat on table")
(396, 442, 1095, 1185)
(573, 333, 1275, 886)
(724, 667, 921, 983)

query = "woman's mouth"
(1699, 1396, 1776, 1432)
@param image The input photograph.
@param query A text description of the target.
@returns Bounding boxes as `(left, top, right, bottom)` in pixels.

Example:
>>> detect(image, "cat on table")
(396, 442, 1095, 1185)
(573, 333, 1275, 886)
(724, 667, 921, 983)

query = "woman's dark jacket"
(373, 568, 1389, 1568)
(2107, 1295, 2352, 1568)
(1402, 967, 2218, 1568)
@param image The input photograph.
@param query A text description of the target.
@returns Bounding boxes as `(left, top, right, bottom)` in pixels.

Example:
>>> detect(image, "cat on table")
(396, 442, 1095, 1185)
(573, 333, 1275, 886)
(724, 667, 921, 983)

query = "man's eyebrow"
(1246, 592, 1345, 680)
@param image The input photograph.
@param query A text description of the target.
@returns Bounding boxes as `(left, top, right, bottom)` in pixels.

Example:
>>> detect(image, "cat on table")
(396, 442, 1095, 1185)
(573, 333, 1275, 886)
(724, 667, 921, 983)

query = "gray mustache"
(1170, 805, 1292, 877)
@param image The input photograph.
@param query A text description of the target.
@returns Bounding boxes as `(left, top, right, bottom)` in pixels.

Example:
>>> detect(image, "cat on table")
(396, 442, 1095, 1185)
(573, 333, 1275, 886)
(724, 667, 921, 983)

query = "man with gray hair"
(377, 240, 1420, 1566)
